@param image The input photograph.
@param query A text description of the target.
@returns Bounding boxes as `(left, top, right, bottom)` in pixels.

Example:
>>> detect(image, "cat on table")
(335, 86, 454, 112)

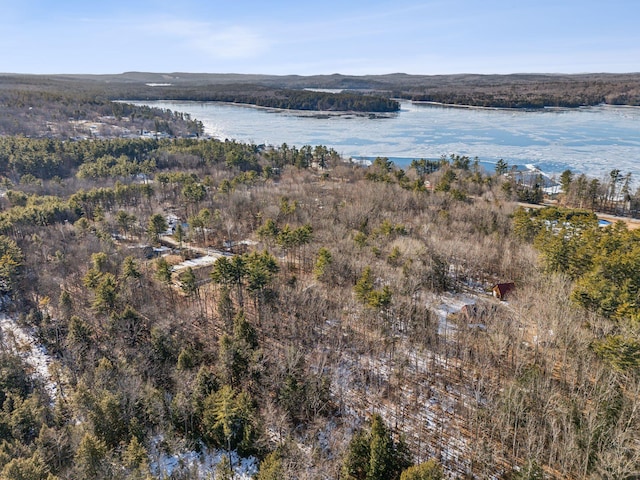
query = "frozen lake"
(131, 100, 640, 182)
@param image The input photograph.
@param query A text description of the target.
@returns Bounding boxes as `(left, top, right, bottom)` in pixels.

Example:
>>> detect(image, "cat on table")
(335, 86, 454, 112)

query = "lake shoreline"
(412, 100, 540, 112)
(411, 100, 640, 112)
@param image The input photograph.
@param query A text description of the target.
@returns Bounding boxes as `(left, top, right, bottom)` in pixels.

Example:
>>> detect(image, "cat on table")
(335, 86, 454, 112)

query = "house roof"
(493, 282, 515, 299)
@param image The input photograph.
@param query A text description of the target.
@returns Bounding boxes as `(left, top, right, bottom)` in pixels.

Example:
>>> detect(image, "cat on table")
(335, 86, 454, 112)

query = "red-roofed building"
(492, 282, 515, 300)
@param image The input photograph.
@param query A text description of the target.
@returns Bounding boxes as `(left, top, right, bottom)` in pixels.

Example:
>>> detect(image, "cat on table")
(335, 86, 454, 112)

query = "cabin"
(492, 282, 515, 300)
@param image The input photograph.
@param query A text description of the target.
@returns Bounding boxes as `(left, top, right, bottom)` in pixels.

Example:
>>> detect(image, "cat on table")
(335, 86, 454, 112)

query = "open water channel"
(132, 100, 640, 183)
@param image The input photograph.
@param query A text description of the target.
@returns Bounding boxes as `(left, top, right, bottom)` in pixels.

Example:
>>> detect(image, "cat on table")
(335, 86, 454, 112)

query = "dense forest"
(0, 121, 639, 479)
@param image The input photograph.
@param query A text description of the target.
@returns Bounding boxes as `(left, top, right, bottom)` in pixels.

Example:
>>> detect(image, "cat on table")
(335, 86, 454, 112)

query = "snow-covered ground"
(149, 436, 258, 479)
(171, 253, 223, 272)
(325, 289, 498, 476)
(0, 313, 60, 401)
(431, 292, 478, 335)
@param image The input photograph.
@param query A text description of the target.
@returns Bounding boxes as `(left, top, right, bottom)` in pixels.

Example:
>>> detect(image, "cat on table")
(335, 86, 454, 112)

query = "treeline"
(0, 136, 260, 181)
(0, 136, 165, 180)
(403, 91, 609, 108)
(558, 168, 640, 217)
(396, 77, 640, 108)
(490, 159, 640, 217)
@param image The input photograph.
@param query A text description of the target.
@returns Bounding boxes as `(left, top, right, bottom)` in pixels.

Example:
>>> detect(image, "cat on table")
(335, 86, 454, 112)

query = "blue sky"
(1, 0, 639, 75)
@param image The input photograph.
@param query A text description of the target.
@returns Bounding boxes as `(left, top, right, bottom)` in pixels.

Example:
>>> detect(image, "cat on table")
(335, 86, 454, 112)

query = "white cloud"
(149, 19, 269, 60)
(191, 26, 267, 59)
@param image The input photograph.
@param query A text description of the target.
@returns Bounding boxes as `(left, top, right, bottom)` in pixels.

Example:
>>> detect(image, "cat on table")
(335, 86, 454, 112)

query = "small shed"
(492, 282, 515, 300)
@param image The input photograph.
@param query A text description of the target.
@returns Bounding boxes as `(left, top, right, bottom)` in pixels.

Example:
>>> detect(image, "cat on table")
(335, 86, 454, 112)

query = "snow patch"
(171, 254, 222, 272)
(149, 436, 258, 480)
(0, 313, 60, 402)
(432, 292, 477, 335)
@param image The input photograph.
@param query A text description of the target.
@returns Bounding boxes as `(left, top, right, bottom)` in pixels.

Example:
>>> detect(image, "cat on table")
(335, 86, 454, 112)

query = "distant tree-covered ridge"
(395, 76, 640, 108)
(4, 72, 640, 114)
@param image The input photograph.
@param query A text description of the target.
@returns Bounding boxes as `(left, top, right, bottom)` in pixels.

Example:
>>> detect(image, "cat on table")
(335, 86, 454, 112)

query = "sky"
(1, 0, 639, 76)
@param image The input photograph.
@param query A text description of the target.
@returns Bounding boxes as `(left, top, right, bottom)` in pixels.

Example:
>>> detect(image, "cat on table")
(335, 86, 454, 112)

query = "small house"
(492, 282, 515, 300)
